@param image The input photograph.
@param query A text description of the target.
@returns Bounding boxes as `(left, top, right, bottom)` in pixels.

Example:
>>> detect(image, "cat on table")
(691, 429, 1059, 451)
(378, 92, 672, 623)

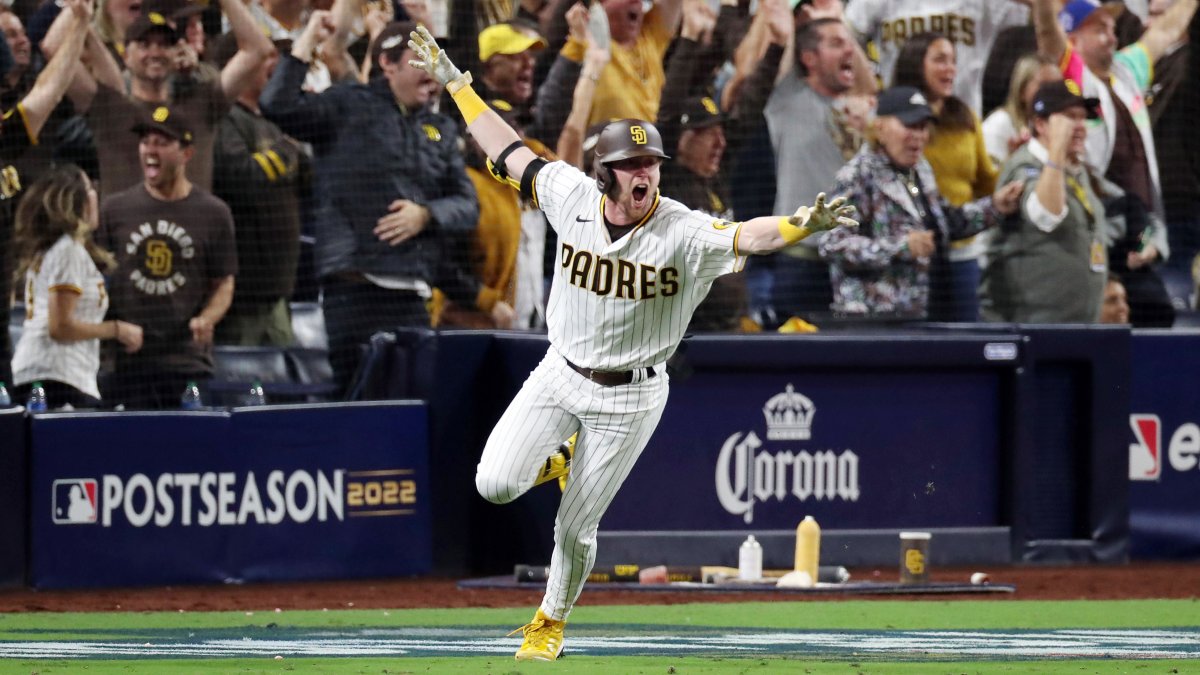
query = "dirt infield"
(0, 562, 1196, 613)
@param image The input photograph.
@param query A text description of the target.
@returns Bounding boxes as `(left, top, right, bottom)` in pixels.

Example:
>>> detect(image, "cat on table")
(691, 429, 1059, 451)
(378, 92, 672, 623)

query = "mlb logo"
(1129, 415, 1161, 481)
(52, 479, 98, 524)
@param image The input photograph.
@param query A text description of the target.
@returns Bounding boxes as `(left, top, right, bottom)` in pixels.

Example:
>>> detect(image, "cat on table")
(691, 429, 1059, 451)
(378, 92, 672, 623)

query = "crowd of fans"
(1, 0, 1197, 408)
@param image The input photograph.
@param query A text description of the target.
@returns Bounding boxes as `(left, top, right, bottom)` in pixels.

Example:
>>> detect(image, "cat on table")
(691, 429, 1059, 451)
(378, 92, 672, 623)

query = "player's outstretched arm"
(408, 26, 537, 181)
(736, 193, 858, 255)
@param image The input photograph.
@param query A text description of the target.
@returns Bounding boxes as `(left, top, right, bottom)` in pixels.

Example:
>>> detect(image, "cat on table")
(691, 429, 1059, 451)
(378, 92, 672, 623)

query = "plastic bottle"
(738, 534, 763, 581)
(0, 381, 10, 407)
(180, 380, 203, 410)
(245, 379, 266, 406)
(27, 381, 47, 413)
(795, 515, 821, 584)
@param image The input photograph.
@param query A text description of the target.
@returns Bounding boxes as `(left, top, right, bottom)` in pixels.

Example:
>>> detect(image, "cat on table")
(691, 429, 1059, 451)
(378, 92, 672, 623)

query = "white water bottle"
(739, 535, 762, 581)
(245, 379, 266, 406)
(27, 381, 47, 413)
(180, 380, 202, 410)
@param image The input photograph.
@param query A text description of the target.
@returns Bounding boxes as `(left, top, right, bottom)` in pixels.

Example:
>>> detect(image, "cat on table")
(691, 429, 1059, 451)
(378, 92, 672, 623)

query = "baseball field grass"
(1, 599, 1197, 673)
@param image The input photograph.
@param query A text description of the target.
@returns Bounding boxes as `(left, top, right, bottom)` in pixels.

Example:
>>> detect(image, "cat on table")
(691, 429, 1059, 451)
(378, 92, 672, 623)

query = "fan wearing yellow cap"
(477, 21, 547, 112)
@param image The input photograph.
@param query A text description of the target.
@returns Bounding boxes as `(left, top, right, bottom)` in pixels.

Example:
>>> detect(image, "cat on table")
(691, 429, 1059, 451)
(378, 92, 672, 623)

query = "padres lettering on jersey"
(533, 161, 746, 371)
(880, 14, 976, 46)
(560, 244, 680, 299)
(845, 0, 1029, 114)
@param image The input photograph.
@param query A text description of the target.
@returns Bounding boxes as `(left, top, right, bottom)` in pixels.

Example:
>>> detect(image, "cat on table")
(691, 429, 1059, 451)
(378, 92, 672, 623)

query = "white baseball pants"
(475, 348, 668, 620)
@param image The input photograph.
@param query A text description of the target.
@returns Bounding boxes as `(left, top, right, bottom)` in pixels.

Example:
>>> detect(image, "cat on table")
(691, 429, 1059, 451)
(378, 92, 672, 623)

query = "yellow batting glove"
(408, 25, 470, 92)
(778, 192, 858, 245)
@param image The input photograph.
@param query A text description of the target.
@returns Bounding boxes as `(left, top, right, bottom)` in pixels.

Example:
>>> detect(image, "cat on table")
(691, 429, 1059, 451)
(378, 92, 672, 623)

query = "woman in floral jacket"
(820, 87, 1023, 318)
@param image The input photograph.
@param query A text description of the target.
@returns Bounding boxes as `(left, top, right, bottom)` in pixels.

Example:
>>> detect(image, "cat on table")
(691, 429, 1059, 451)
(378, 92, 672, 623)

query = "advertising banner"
(30, 402, 430, 588)
(604, 371, 1003, 530)
(0, 407, 27, 586)
(1129, 333, 1200, 558)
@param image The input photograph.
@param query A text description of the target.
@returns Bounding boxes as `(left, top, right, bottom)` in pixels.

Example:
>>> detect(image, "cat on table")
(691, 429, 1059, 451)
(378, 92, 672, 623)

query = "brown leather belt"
(565, 359, 657, 386)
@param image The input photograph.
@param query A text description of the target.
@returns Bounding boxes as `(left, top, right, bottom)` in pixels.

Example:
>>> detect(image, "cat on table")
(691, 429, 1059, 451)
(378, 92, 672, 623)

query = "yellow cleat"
(509, 608, 566, 661)
(533, 433, 577, 491)
(778, 316, 819, 333)
(558, 433, 576, 491)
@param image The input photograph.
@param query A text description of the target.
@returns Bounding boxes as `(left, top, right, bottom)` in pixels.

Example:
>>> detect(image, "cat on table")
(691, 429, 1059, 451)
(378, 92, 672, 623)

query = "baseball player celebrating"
(408, 26, 857, 662)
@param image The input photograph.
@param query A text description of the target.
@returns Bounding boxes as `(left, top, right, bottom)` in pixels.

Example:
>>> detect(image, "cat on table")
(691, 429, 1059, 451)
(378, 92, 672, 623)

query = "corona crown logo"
(763, 384, 815, 440)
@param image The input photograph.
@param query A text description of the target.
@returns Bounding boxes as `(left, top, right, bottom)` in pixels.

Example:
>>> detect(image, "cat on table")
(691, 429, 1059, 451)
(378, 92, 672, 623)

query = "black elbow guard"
(520, 158, 548, 204)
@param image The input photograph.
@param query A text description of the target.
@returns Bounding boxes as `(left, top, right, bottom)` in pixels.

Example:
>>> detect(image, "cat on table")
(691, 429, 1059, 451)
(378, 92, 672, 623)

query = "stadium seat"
(345, 327, 437, 401)
(1173, 310, 1200, 328)
(289, 301, 328, 350)
(1159, 267, 1195, 311)
(286, 347, 339, 402)
(208, 346, 293, 406)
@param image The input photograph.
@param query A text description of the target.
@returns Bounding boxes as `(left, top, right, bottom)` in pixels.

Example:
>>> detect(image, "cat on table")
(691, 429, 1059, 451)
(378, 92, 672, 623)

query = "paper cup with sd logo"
(899, 532, 931, 584)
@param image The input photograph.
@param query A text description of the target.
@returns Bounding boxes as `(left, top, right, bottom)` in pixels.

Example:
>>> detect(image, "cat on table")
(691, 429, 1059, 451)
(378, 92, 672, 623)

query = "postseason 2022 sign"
(29, 402, 430, 589)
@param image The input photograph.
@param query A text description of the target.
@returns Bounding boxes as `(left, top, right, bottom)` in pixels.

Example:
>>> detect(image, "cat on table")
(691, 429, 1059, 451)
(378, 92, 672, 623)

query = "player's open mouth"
(632, 185, 649, 204)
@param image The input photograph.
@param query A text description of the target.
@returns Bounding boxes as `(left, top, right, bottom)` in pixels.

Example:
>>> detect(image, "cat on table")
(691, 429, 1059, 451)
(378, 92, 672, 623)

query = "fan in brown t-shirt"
(96, 106, 238, 409)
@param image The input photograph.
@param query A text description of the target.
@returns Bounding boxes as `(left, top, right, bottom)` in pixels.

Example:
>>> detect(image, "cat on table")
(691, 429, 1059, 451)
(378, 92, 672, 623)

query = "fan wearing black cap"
(40, 0, 273, 197)
(980, 80, 1114, 323)
(260, 17, 478, 394)
(819, 86, 1023, 319)
(1033, 0, 1198, 291)
(656, 94, 743, 331)
(96, 105, 238, 409)
(1033, 0, 1197, 326)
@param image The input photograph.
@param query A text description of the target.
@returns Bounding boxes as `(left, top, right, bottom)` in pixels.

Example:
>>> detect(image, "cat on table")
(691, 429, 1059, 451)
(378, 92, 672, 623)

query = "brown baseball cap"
(125, 10, 180, 43)
(131, 105, 194, 144)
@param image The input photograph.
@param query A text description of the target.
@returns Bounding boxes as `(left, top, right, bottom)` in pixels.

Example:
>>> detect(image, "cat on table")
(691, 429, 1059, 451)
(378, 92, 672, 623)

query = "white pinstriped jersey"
(12, 235, 109, 399)
(845, 0, 1029, 114)
(534, 161, 746, 371)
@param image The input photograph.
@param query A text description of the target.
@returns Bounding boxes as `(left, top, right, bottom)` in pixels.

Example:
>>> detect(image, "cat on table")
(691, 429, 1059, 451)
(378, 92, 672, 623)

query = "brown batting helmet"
(592, 119, 670, 194)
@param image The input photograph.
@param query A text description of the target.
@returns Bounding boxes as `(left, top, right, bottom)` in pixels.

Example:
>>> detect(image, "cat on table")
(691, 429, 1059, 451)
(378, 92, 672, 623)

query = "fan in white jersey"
(10, 166, 143, 409)
(408, 26, 858, 662)
(844, 0, 1031, 115)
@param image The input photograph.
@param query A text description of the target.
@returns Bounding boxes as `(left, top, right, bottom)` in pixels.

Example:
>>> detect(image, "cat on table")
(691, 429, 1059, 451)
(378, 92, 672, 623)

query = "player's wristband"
(450, 81, 488, 125)
(778, 216, 813, 245)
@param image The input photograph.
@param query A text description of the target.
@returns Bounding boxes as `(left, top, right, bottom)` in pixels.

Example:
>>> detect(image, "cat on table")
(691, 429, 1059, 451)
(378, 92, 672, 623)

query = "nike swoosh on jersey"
(576, 216, 593, 222)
